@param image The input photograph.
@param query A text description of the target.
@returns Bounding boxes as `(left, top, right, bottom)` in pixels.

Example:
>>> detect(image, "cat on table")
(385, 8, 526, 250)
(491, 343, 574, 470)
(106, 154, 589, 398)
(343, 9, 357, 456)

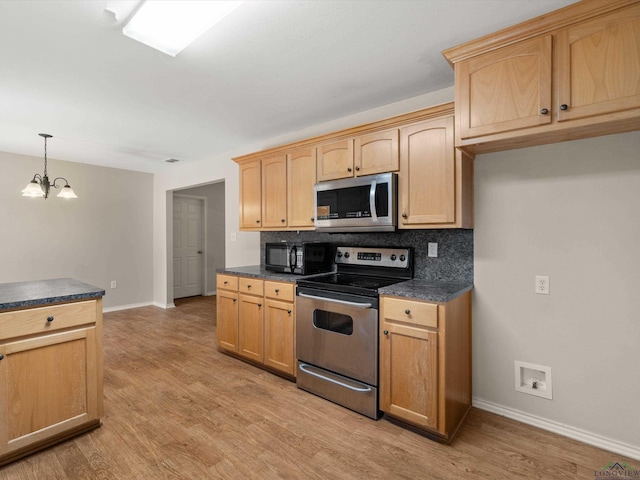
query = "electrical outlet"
(428, 242, 438, 258)
(535, 275, 549, 295)
(110, 281, 117, 289)
(230, 232, 237, 242)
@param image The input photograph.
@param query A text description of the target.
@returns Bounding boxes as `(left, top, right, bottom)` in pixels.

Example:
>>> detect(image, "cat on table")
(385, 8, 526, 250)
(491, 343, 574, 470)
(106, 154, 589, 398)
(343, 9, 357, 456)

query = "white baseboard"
(473, 397, 640, 461)
(205, 290, 216, 296)
(103, 301, 153, 313)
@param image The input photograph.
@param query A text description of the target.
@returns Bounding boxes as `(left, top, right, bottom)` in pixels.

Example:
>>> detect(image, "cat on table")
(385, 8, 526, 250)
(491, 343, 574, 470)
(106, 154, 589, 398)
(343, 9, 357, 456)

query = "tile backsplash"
(261, 229, 473, 284)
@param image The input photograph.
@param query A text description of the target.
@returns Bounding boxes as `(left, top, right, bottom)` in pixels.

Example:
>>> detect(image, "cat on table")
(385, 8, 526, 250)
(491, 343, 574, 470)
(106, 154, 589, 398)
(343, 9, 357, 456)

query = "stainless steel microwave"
(264, 242, 333, 275)
(314, 172, 397, 232)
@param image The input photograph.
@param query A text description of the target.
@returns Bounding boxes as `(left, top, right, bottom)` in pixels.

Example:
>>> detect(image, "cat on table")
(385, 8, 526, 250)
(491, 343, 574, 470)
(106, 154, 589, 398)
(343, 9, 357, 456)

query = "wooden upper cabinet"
(261, 154, 288, 229)
(556, 3, 640, 122)
(317, 140, 354, 181)
(287, 148, 316, 229)
(354, 129, 400, 176)
(443, 0, 640, 153)
(456, 35, 552, 139)
(239, 160, 262, 229)
(399, 116, 456, 227)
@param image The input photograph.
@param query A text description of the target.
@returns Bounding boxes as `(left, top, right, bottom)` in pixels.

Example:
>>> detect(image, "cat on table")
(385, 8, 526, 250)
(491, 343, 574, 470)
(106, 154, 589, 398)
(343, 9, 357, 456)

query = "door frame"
(172, 194, 207, 301)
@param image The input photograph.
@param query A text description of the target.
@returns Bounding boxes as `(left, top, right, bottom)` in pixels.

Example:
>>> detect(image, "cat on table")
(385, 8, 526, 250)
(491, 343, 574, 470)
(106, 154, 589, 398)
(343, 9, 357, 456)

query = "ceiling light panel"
(123, 0, 243, 57)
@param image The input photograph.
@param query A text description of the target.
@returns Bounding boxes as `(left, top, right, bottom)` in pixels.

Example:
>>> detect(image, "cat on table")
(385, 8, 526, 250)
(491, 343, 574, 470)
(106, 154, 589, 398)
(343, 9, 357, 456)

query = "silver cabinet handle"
(297, 292, 372, 309)
(299, 363, 372, 392)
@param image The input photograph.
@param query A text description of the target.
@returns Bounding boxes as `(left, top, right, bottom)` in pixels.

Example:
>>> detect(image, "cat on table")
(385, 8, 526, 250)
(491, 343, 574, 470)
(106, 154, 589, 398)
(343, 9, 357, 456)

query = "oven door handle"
(299, 363, 373, 393)
(297, 292, 373, 309)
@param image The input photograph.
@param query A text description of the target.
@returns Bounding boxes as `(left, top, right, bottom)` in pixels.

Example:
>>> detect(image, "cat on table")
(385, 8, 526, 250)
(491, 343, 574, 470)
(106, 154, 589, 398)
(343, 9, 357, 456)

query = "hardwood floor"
(1, 296, 635, 479)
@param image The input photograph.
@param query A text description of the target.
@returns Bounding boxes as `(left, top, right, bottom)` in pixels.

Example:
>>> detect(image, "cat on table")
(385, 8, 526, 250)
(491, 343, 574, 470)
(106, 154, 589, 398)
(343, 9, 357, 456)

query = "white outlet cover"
(428, 242, 438, 258)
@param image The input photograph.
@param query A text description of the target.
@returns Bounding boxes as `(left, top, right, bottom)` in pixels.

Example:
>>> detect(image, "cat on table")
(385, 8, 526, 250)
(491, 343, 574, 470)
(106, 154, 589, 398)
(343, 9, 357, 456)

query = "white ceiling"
(0, 0, 576, 173)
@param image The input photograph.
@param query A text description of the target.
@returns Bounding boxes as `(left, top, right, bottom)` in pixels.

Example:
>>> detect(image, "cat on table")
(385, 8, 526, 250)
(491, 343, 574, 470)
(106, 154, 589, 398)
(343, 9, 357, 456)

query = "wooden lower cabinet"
(0, 299, 103, 465)
(216, 274, 295, 377)
(380, 292, 471, 441)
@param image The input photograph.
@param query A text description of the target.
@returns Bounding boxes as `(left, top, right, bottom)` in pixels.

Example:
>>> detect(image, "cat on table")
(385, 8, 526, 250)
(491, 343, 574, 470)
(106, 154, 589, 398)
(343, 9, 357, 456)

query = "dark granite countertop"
(0, 278, 105, 312)
(378, 279, 473, 303)
(217, 265, 333, 283)
(218, 266, 471, 302)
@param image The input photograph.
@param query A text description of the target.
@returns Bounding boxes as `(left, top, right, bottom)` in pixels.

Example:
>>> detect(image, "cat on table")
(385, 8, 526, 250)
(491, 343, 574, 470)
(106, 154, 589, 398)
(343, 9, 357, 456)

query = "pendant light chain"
(43, 135, 48, 177)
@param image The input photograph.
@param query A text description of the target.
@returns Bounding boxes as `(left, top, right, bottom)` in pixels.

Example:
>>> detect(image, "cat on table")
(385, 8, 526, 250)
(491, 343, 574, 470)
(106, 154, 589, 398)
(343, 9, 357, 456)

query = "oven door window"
(313, 310, 353, 335)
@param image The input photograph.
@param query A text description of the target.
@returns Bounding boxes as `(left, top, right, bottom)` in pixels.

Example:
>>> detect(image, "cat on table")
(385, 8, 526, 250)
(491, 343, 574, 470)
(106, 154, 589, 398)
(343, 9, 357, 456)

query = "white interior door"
(173, 196, 203, 299)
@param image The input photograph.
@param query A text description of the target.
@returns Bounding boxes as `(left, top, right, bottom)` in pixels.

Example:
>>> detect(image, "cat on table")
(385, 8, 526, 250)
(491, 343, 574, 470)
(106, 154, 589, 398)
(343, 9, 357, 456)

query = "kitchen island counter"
(0, 278, 105, 312)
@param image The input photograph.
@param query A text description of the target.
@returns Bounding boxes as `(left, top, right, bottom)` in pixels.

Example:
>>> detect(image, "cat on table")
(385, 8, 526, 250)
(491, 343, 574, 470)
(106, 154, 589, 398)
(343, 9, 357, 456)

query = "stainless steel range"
(295, 246, 413, 419)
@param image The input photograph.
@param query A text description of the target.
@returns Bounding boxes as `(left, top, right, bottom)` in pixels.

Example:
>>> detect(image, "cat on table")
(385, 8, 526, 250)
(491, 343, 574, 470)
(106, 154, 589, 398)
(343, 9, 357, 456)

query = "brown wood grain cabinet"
(261, 155, 288, 229)
(237, 278, 264, 363)
(316, 139, 354, 181)
(217, 274, 296, 378)
(216, 274, 239, 352)
(399, 115, 473, 229)
(263, 281, 296, 376)
(235, 103, 474, 231)
(443, 0, 640, 153)
(380, 292, 472, 442)
(239, 160, 262, 229)
(287, 148, 317, 229)
(0, 299, 103, 466)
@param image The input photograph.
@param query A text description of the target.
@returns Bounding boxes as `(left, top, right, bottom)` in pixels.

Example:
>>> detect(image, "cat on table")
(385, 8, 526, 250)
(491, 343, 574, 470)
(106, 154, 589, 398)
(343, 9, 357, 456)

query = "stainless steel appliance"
(295, 246, 413, 418)
(265, 242, 333, 275)
(314, 173, 397, 232)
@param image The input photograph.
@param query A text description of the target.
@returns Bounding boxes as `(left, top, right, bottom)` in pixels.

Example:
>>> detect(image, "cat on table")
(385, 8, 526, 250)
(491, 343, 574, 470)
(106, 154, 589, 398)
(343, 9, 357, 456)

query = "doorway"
(170, 181, 226, 304)
(173, 195, 205, 299)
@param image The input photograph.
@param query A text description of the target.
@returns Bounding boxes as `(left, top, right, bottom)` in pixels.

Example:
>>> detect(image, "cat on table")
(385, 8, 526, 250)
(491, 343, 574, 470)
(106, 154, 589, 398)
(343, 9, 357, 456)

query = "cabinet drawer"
(217, 274, 238, 291)
(264, 281, 294, 302)
(0, 301, 97, 341)
(239, 278, 264, 296)
(382, 297, 438, 329)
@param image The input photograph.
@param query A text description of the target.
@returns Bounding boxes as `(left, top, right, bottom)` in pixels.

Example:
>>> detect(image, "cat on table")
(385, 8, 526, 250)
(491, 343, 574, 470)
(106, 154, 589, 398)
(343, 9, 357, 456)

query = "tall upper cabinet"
(443, 0, 640, 153)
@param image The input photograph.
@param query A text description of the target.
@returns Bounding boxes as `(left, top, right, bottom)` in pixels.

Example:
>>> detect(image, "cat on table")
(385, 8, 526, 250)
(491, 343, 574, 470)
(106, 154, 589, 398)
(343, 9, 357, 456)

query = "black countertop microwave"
(314, 172, 397, 232)
(265, 242, 334, 275)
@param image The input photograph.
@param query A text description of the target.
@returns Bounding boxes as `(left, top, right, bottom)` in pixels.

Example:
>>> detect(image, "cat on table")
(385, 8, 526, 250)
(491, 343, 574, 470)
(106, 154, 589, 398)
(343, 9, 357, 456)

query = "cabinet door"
(287, 148, 316, 229)
(263, 299, 295, 376)
(238, 294, 264, 363)
(556, 4, 640, 122)
(399, 116, 455, 226)
(354, 129, 399, 176)
(261, 154, 288, 229)
(239, 160, 262, 229)
(317, 140, 354, 181)
(0, 327, 99, 455)
(456, 35, 552, 139)
(216, 290, 239, 352)
(380, 318, 438, 431)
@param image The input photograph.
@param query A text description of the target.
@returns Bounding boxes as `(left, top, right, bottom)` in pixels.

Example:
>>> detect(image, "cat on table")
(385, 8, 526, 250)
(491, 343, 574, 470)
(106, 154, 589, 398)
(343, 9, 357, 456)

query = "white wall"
(152, 87, 455, 307)
(0, 151, 153, 310)
(474, 131, 640, 454)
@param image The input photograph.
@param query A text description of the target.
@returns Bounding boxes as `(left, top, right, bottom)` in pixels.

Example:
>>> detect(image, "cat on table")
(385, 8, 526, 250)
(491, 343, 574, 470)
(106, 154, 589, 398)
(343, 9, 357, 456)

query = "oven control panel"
(335, 247, 411, 269)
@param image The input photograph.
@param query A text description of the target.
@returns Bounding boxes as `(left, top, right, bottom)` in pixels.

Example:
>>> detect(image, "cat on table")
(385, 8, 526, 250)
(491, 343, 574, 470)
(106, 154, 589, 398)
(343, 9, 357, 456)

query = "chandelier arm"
(51, 177, 71, 188)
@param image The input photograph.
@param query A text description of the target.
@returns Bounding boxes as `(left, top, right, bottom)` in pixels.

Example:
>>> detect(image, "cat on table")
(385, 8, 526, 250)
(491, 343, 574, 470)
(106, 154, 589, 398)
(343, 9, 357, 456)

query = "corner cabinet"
(216, 274, 295, 378)
(380, 292, 472, 441)
(0, 299, 103, 466)
(444, 0, 640, 153)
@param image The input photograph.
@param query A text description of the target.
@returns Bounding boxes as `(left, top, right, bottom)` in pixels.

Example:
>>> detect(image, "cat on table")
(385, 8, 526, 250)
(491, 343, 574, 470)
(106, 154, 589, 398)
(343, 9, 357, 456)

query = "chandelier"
(21, 134, 77, 199)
